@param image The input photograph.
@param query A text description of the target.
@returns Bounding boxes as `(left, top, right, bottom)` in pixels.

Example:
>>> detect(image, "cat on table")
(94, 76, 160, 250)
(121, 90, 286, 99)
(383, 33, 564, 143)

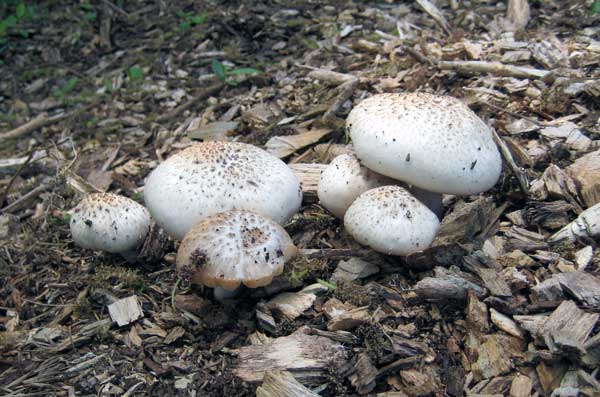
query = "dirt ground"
(1, 0, 599, 396)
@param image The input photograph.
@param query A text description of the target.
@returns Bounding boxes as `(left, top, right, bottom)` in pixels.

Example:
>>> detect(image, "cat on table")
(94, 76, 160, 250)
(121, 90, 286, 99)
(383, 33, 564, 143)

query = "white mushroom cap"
(176, 210, 298, 291)
(344, 186, 440, 255)
(144, 142, 302, 240)
(70, 193, 151, 254)
(317, 153, 395, 218)
(317, 153, 443, 219)
(347, 93, 502, 195)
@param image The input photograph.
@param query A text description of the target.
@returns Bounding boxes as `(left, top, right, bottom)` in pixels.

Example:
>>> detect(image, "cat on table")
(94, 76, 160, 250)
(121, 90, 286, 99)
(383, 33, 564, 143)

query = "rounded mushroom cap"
(344, 186, 440, 255)
(176, 210, 298, 291)
(70, 193, 151, 253)
(144, 142, 302, 240)
(317, 153, 395, 218)
(347, 93, 502, 195)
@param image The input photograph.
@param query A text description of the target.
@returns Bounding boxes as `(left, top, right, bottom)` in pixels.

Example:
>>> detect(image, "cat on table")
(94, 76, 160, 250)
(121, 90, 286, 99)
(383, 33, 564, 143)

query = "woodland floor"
(1, 1, 600, 396)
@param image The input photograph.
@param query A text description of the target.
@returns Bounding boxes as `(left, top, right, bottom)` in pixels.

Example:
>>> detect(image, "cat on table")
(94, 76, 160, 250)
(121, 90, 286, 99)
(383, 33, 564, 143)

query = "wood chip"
(509, 374, 532, 397)
(566, 149, 600, 208)
(331, 258, 380, 284)
(471, 335, 516, 380)
(348, 352, 377, 395)
(256, 371, 320, 397)
(288, 163, 326, 203)
(107, 296, 143, 327)
(490, 308, 524, 338)
(265, 128, 332, 158)
(540, 300, 598, 356)
(267, 291, 316, 321)
(232, 328, 347, 383)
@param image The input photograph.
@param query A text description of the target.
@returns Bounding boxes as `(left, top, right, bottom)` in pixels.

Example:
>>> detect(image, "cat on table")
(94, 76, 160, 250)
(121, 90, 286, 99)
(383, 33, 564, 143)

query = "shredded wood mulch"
(1, 0, 599, 396)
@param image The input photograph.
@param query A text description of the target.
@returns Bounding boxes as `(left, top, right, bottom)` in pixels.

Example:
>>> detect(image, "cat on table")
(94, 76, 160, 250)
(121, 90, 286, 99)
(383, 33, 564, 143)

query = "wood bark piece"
(509, 374, 532, 397)
(232, 328, 347, 384)
(265, 128, 332, 159)
(107, 296, 144, 327)
(438, 60, 549, 79)
(155, 82, 225, 123)
(413, 267, 486, 302)
(348, 352, 377, 395)
(532, 271, 600, 306)
(506, 0, 530, 31)
(540, 300, 598, 356)
(490, 308, 524, 338)
(267, 290, 317, 320)
(434, 197, 501, 245)
(536, 361, 568, 396)
(566, 149, 600, 207)
(0, 112, 48, 141)
(550, 203, 600, 244)
(288, 163, 326, 203)
(415, 0, 451, 35)
(322, 298, 371, 331)
(331, 258, 379, 284)
(471, 335, 515, 380)
(256, 371, 320, 397)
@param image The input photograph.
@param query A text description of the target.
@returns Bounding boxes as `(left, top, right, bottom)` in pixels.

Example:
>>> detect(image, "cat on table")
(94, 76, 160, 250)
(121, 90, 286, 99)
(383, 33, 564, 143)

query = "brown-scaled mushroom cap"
(144, 142, 302, 240)
(176, 210, 298, 291)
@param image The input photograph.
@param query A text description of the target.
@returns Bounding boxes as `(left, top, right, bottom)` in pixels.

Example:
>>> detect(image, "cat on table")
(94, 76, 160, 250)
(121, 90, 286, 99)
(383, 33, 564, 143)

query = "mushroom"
(176, 210, 298, 294)
(317, 153, 443, 218)
(144, 142, 302, 240)
(344, 186, 440, 255)
(347, 93, 502, 195)
(69, 193, 151, 262)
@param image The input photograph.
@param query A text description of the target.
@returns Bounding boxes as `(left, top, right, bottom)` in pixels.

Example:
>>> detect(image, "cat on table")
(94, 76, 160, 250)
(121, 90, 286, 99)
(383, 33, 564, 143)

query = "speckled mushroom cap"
(347, 93, 502, 195)
(69, 193, 151, 253)
(317, 153, 396, 219)
(344, 186, 440, 255)
(176, 210, 298, 290)
(318, 153, 443, 219)
(144, 142, 302, 240)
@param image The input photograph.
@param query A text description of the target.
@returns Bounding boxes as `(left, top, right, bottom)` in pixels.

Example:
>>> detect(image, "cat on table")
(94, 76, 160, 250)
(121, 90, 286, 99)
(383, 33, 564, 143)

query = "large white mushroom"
(144, 142, 302, 240)
(317, 153, 443, 219)
(344, 186, 440, 255)
(347, 93, 502, 195)
(176, 210, 298, 292)
(69, 193, 151, 261)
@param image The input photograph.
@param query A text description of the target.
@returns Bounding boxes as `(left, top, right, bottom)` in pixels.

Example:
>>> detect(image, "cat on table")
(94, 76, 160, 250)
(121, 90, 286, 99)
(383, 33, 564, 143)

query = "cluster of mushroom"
(317, 93, 503, 255)
(70, 141, 303, 296)
(68, 92, 502, 298)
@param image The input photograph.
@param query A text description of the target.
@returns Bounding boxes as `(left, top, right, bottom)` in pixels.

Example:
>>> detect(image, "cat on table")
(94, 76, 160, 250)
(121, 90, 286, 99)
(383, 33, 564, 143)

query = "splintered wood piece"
(415, 0, 451, 35)
(348, 352, 377, 395)
(288, 163, 326, 203)
(532, 271, 600, 306)
(509, 374, 532, 397)
(490, 308, 524, 339)
(256, 371, 320, 397)
(266, 128, 332, 159)
(413, 267, 486, 302)
(567, 149, 600, 207)
(108, 296, 144, 327)
(267, 291, 317, 321)
(541, 300, 598, 356)
(232, 329, 347, 384)
(471, 335, 515, 381)
(507, 0, 530, 30)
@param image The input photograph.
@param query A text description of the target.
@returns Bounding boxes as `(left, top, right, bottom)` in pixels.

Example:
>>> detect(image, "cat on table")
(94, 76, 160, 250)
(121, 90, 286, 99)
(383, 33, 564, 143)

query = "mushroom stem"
(214, 286, 243, 301)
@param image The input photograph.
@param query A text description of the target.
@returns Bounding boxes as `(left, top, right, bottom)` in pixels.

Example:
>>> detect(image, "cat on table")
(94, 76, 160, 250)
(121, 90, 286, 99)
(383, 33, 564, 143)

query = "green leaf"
(128, 66, 143, 82)
(211, 59, 227, 82)
(63, 213, 72, 224)
(228, 67, 261, 76)
(189, 13, 207, 25)
(83, 12, 97, 20)
(16, 2, 26, 19)
(592, 0, 600, 13)
(62, 77, 79, 94)
(316, 278, 337, 290)
(4, 15, 18, 28)
(104, 78, 113, 93)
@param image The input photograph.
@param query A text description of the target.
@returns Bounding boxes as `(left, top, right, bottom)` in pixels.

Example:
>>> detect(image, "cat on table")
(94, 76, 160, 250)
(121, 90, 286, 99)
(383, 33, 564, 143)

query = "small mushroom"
(144, 142, 302, 240)
(344, 186, 440, 255)
(317, 153, 443, 218)
(347, 93, 502, 195)
(176, 210, 298, 292)
(318, 153, 395, 219)
(69, 193, 151, 261)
